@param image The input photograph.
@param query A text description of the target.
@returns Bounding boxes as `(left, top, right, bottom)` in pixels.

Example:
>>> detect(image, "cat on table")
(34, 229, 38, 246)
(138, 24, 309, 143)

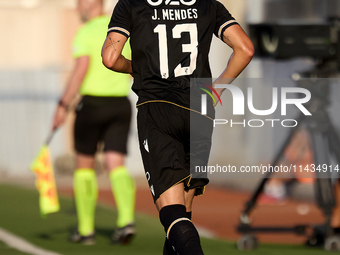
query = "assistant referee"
(52, 0, 135, 245)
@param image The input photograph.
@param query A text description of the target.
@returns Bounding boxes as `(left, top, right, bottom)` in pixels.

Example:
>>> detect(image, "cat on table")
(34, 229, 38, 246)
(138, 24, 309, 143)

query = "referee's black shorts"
(137, 102, 213, 202)
(74, 95, 131, 155)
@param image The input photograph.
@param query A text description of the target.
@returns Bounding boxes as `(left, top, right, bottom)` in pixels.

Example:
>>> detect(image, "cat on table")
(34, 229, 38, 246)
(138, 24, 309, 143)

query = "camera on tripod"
(249, 21, 340, 65)
(248, 5, 340, 112)
(236, 1, 340, 251)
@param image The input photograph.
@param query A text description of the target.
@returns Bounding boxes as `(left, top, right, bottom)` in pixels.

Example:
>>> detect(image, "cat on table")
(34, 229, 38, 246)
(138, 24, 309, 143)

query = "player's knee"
(159, 205, 204, 255)
(104, 151, 125, 171)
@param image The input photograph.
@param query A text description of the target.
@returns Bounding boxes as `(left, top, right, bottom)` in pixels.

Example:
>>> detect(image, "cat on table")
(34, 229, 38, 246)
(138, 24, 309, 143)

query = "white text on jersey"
(147, 0, 196, 7)
(152, 8, 198, 21)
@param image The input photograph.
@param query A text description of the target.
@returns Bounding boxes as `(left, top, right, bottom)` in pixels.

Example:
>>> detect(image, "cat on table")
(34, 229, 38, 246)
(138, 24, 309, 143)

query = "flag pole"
(44, 128, 58, 146)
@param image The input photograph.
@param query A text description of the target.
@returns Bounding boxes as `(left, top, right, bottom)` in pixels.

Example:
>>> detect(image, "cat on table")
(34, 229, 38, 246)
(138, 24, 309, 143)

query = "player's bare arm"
(102, 32, 132, 74)
(213, 24, 254, 105)
(52, 56, 89, 130)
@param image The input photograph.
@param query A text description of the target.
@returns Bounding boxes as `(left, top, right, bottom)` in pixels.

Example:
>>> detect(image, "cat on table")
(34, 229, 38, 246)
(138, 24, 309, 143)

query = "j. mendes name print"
(151, 8, 198, 21)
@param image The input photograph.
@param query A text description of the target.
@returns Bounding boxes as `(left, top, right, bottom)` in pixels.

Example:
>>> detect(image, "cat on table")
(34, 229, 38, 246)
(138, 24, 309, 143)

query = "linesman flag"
(30, 132, 60, 217)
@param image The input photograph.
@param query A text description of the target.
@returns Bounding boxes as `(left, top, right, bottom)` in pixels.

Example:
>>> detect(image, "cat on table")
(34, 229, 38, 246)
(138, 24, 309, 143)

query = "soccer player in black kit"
(102, 0, 254, 254)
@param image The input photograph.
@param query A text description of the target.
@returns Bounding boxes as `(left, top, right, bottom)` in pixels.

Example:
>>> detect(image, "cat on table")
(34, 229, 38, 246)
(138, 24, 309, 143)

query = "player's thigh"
(186, 111, 213, 195)
(103, 97, 132, 155)
(155, 182, 185, 211)
(104, 151, 125, 171)
(74, 98, 102, 155)
(189, 111, 214, 175)
(137, 103, 190, 203)
(76, 153, 96, 169)
(184, 188, 196, 212)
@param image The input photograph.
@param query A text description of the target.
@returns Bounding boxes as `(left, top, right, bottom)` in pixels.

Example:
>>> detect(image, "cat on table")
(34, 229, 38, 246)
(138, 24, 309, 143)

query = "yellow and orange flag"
(30, 144, 60, 217)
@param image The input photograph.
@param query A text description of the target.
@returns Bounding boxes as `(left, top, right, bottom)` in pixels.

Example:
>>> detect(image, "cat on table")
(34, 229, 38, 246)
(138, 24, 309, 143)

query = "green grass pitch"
(0, 184, 331, 255)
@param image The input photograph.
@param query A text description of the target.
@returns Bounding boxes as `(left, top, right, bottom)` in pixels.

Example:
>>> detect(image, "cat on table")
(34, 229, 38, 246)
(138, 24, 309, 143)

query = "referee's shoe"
(69, 230, 95, 245)
(111, 223, 136, 245)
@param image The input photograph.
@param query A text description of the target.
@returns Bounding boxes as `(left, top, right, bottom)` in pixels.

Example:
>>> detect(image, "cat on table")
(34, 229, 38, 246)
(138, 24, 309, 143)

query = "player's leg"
(155, 182, 185, 210)
(105, 151, 136, 244)
(71, 96, 101, 244)
(158, 183, 185, 255)
(162, 100, 213, 254)
(71, 153, 98, 244)
(162, 187, 196, 255)
(137, 103, 205, 254)
(162, 104, 212, 255)
(184, 188, 196, 213)
(157, 184, 204, 255)
(103, 96, 136, 244)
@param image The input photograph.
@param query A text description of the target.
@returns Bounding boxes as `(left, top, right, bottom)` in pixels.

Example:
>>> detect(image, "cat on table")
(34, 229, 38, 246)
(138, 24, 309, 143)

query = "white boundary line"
(0, 227, 62, 255)
(196, 225, 216, 239)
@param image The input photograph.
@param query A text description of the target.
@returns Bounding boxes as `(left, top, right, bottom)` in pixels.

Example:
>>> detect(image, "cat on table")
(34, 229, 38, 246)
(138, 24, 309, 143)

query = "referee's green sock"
(74, 168, 98, 236)
(109, 166, 136, 228)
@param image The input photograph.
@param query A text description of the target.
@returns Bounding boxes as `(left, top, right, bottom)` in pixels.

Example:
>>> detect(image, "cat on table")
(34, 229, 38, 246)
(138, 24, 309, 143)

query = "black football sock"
(163, 211, 192, 255)
(160, 205, 203, 255)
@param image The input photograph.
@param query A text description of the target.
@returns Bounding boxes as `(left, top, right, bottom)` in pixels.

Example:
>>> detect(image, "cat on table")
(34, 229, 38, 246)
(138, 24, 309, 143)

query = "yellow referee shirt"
(73, 15, 131, 97)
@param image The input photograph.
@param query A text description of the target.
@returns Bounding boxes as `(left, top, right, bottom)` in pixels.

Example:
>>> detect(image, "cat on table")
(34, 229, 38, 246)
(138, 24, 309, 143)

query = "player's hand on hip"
(212, 91, 222, 107)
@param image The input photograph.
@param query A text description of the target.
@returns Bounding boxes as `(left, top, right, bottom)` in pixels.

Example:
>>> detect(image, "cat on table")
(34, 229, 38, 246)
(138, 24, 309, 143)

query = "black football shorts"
(74, 96, 131, 155)
(137, 102, 213, 202)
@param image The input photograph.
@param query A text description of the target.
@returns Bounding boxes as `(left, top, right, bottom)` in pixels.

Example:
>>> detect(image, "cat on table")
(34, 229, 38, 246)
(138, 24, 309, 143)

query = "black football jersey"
(108, 0, 238, 107)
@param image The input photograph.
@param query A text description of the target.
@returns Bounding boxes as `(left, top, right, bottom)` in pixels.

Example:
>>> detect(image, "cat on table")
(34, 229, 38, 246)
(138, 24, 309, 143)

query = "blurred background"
(1, 0, 340, 253)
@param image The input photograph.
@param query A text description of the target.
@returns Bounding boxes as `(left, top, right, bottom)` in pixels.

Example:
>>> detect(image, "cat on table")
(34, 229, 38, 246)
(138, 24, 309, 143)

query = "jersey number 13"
(154, 23, 198, 79)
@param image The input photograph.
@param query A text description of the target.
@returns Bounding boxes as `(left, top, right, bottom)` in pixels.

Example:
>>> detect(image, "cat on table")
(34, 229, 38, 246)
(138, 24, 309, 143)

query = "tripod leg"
(326, 122, 340, 229)
(241, 114, 305, 217)
(309, 127, 335, 237)
(328, 123, 340, 165)
(331, 180, 340, 228)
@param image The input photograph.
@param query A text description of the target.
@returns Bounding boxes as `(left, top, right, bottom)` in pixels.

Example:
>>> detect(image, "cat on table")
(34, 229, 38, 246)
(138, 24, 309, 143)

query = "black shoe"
(69, 230, 95, 245)
(111, 224, 136, 245)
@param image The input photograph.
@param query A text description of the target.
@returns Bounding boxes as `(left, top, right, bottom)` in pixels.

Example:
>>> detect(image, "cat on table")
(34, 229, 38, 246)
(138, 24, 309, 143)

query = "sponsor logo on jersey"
(146, 172, 151, 181)
(150, 185, 155, 196)
(143, 139, 149, 153)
